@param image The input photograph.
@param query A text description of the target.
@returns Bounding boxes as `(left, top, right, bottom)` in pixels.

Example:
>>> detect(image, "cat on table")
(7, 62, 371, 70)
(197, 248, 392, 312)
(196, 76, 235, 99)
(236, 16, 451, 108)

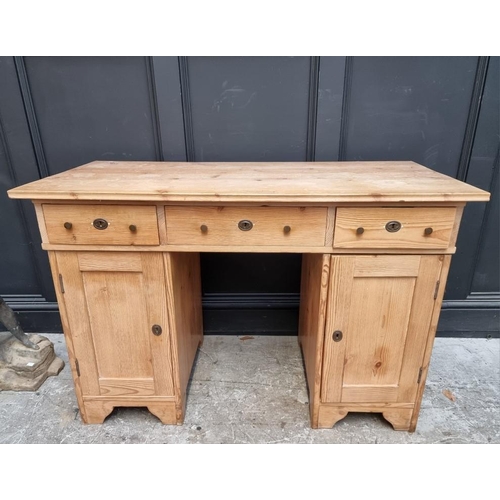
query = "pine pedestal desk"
(8, 161, 489, 431)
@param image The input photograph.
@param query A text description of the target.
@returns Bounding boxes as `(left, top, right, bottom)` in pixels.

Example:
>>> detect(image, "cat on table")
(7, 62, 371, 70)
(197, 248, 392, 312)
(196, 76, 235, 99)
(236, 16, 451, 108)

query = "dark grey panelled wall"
(0, 56, 498, 336)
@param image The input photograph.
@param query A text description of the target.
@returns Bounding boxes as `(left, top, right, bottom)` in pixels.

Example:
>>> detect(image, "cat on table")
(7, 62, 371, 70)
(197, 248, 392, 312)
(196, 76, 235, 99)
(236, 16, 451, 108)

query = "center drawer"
(165, 206, 327, 246)
(43, 204, 160, 245)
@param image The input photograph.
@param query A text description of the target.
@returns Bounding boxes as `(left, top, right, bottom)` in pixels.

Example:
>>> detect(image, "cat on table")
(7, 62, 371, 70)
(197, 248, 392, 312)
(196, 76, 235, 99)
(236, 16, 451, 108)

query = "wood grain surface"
(43, 204, 159, 245)
(8, 161, 490, 203)
(334, 207, 456, 249)
(321, 255, 443, 406)
(165, 206, 327, 246)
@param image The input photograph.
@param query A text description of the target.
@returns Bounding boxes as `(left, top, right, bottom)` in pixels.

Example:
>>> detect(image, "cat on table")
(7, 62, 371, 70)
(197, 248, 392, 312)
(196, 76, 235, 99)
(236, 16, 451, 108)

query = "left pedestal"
(48, 250, 203, 425)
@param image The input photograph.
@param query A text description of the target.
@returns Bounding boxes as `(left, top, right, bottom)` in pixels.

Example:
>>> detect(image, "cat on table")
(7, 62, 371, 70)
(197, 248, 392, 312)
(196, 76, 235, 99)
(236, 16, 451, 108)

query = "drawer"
(165, 206, 327, 246)
(333, 207, 456, 249)
(43, 204, 159, 245)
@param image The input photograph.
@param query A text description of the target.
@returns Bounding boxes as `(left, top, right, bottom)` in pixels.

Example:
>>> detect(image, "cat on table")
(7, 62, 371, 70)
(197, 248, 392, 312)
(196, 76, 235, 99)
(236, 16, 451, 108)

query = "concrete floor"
(0, 335, 498, 444)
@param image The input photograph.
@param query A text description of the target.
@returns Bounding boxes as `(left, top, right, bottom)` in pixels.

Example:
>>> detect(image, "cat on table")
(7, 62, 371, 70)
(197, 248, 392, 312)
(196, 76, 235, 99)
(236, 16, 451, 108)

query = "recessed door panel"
(56, 251, 174, 397)
(322, 255, 443, 404)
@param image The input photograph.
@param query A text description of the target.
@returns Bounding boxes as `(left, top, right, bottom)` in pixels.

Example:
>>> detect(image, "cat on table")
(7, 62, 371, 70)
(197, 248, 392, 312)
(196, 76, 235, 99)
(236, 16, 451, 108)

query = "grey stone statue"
(0, 297, 64, 391)
(0, 297, 39, 350)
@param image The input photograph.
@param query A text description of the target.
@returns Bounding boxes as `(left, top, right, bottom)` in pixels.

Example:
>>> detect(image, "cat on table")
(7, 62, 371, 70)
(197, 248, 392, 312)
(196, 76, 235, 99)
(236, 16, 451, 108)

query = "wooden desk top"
(8, 161, 490, 203)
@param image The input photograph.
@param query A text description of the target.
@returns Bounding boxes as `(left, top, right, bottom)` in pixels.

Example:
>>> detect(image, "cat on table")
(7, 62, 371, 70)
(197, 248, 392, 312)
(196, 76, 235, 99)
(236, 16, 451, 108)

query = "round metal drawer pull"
(333, 330, 343, 342)
(356, 227, 364, 235)
(93, 218, 108, 230)
(129, 224, 137, 232)
(238, 220, 253, 231)
(424, 227, 433, 236)
(200, 224, 208, 233)
(63, 222, 72, 230)
(385, 220, 401, 232)
(283, 225, 291, 234)
(152, 324, 162, 336)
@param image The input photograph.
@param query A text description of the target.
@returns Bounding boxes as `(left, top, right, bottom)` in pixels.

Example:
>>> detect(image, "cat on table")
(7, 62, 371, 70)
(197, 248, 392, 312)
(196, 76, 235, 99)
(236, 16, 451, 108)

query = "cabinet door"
(56, 251, 174, 397)
(322, 255, 443, 404)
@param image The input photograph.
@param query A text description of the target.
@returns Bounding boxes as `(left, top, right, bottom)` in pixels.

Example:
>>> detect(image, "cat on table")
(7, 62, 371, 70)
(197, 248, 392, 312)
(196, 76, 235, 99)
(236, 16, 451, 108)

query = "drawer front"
(333, 207, 456, 249)
(165, 206, 327, 246)
(43, 204, 159, 245)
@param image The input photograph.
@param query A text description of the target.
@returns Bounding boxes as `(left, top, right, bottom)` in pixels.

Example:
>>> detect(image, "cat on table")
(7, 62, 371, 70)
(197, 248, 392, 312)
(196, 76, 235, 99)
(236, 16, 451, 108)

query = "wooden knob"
(283, 225, 291, 234)
(64, 222, 72, 230)
(129, 224, 137, 232)
(356, 227, 364, 235)
(424, 227, 433, 236)
(200, 224, 208, 233)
